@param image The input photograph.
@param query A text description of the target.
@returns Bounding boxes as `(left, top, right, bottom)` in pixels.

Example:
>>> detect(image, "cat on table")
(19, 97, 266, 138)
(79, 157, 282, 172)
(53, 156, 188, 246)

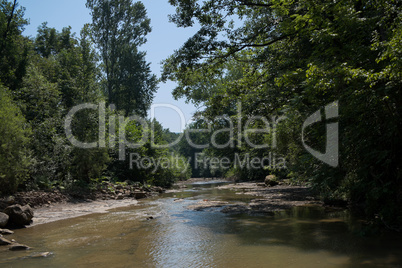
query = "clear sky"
(17, 0, 199, 133)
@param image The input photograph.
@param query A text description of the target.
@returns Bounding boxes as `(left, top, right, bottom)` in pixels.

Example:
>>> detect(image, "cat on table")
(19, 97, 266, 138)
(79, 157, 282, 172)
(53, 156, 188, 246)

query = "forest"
(0, 0, 191, 195)
(1, 0, 401, 229)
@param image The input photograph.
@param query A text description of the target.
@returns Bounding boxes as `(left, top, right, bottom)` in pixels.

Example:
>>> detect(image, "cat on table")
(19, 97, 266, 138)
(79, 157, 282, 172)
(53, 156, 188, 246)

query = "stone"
(9, 243, 30, 251)
(31, 252, 52, 258)
(0, 229, 14, 235)
(5, 196, 15, 205)
(116, 184, 124, 190)
(134, 192, 148, 199)
(264, 175, 279, 187)
(187, 200, 229, 211)
(4, 204, 34, 227)
(0, 212, 9, 228)
(221, 204, 250, 214)
(152, 186, 164, 193)
(0, 237, 12, 245)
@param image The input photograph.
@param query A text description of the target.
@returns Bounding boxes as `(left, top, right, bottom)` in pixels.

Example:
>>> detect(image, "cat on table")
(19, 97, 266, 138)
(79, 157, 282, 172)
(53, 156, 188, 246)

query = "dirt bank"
(0, 183, 165, 227)
(31, 198, 139, 226)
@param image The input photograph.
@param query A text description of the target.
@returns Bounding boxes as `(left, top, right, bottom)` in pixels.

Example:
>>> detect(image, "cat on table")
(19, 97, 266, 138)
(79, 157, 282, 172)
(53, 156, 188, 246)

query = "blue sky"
(18, 0, 199, 133)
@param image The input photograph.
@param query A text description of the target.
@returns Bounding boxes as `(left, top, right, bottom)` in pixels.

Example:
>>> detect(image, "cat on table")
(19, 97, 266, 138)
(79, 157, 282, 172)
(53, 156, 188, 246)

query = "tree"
(0, 0, 29, 91)
(15, 24, 110, 187)
(163, 0, 402, 228)
(0, 84, 31, 195)
(86, 0, 157, 116)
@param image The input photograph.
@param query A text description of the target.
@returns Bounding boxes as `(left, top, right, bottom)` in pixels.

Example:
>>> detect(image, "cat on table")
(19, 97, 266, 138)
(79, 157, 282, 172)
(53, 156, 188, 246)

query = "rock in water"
(0, 237, 12, 245)
(134, 192, 148, 199)
(0, 229, 14, 235)
(31, 252, 52, 258)
(4, 204, 34, 227)
(0, 213, 8, 228)
(264, 175, 279, 187)
(9, 243, 30, 251)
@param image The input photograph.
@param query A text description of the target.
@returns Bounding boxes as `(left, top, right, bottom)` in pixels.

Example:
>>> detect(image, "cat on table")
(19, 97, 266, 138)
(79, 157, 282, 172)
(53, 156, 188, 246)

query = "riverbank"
(32, 181, 324, 226)
(1, 179, 324, 227)
(31, 198, 140, 226)
(0, 182, 165, 227)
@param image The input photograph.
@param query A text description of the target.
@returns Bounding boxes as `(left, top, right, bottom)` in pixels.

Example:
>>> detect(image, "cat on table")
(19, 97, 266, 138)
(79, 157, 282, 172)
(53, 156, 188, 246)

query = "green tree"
(86, 0, 157, 116)
(0, 0, 29, 91)
(22, 24, 110, 187)
(0, 84, 31, 195)
(163, 0, 402, 228)
(107, 117, 190, 187)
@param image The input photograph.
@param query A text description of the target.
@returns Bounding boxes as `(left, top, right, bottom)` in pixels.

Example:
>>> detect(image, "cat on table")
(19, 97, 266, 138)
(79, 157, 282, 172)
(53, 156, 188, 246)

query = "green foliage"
(0, 0, 29, 91)
(0, 0, 188, 195)
(86, 0, 158, 116)
(163, 0, 402, 227)
(107, 118, 191, 187)
(0, 84, 31, 195)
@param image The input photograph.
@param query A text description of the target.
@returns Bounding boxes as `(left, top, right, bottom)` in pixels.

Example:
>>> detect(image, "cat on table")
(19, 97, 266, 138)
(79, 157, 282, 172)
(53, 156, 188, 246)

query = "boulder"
(134, 192, 148, 199)
(0, 237, 12, 245)
(115, 184, 124, 190)
(151, 186, 165, 193)
(0, 212, 8, 228)
(264, 175, 279, 187)
(5, 196, 15, 205)
(4, 204, 34, 227)
(9, 243, 30, 251)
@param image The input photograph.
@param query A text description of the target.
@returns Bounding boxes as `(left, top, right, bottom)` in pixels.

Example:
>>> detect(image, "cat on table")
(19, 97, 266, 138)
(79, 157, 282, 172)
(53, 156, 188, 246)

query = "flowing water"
(2, 181, 402, 268)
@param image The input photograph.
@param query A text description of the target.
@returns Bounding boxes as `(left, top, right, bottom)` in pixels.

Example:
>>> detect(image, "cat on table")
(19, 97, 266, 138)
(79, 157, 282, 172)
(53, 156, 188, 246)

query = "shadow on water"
(222, 208, 402, 267)
(2, 180, 402, 267)
(159, 182, 402, 267)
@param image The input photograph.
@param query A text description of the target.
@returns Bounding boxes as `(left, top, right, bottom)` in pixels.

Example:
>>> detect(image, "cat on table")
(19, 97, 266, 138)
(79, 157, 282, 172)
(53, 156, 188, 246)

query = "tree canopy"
(86, 0, 157, 116)
(163, 0, 402, 228)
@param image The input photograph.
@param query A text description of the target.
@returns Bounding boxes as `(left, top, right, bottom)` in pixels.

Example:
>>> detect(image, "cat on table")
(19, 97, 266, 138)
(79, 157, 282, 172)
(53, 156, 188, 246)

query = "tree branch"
(235, 0, 272, 8)
(1, 0, 18, 53)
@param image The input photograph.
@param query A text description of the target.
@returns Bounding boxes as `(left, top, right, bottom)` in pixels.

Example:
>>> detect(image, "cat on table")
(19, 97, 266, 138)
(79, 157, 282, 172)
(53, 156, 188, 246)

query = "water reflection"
(2, 182, 402, 267)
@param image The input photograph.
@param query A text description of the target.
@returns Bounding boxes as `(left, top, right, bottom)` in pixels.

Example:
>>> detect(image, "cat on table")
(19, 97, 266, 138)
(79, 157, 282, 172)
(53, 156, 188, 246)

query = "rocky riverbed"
(186, 181, 323, 214)
(0, 179, 324, 256)
(31, 198, 140, 226)
(0, 182, 164, 210)
(0, 182, 166, 254)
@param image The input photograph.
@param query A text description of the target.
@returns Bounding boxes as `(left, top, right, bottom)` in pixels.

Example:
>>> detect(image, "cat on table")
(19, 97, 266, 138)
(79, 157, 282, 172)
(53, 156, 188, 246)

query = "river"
(2, 180, 402, 267)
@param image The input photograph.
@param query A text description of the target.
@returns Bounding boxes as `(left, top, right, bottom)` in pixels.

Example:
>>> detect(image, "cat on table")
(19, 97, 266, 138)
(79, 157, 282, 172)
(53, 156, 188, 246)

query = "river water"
(2, 181, 402, 267)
